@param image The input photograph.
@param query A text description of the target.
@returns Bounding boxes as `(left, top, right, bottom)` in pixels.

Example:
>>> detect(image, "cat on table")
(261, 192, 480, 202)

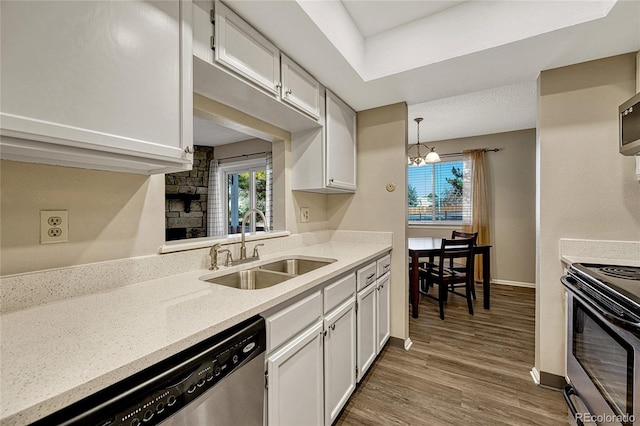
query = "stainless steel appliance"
(33, 316, 266, 426)
(620, 92, 640, 156)
(562, 263, 640, 426)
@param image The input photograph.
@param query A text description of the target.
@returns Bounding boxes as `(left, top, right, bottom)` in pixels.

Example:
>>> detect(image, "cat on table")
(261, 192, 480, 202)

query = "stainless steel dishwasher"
(33, 316, 266, 426)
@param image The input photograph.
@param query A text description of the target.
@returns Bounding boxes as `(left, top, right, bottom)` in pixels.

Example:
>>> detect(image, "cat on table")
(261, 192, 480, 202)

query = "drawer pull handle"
(367, 273, 375, 281)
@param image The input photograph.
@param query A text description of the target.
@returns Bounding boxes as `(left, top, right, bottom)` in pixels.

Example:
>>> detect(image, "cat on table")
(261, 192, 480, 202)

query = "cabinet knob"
(331, 324, 336, 331)
(184, 146, 195, 154)
(275, 82, 282, 89)
(285, 89, 292, 95)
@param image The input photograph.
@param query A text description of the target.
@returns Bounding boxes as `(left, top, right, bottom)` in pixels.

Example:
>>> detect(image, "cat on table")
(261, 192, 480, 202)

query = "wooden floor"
(336, 284, 568, 425)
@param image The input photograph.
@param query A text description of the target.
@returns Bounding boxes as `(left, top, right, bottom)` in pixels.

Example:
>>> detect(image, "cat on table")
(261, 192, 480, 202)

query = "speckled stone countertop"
(0, 235, 392, 425)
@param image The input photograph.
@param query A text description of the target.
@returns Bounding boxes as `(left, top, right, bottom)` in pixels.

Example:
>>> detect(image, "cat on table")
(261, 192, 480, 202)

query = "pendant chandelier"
(407, 117, 440, 166)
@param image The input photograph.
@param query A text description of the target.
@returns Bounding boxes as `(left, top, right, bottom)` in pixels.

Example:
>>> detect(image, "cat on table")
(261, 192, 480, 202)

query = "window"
(408, 157, 471, 225)
(221, 159, 268, 234)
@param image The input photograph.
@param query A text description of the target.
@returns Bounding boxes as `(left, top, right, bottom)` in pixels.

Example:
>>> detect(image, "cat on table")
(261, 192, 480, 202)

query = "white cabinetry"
(356, 277, 377, 382)
(323, 275, 356, 426)
(263, 273, 358, 426)
(213, 0, 280, 96)
(326, 90, 357, 191)
(281, 54, 321, 120)
(0, 0, 193, 175)
(266, 321, 324, 426)
(376, 271, 391, 353)
(193, 0, 321, 133)
(291, 90, 357, 193)
(356, 253, 391, 381)
(264, 291, 324, 426)
(263, 255, 389, 424)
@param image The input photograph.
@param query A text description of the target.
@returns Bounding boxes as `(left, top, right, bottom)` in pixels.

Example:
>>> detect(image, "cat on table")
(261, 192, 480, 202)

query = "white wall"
(408, 129, 537, 285)
(328, 102, 409, 342)
(536, 53, 640, 378)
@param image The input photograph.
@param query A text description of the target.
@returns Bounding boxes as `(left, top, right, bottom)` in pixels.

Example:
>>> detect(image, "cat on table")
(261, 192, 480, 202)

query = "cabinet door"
(325, 90, 356, 192)
(0, 0, 192, 174)
(356, 283, 377, 382)
(377, 272, 391, 353)
(281, 54, 321, 120)
(214, 0, 280, 97)
(267, 321, 324, 426)
(324, 298, 356, 426)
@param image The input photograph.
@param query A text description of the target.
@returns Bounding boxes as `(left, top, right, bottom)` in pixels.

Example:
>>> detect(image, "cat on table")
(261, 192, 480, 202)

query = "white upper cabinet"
(291, 89, 357, 193)
(326, 90, 357, 191)
(0, 0, 193, 175)
(213, 0, 280, 97)
(194, 1, 320, 133)
(281, 54, 321, 120)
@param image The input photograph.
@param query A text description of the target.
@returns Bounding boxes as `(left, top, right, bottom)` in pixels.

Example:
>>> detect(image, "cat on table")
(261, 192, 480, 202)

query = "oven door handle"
(563, 384, 587, 426)
(564, 279, 640, 334)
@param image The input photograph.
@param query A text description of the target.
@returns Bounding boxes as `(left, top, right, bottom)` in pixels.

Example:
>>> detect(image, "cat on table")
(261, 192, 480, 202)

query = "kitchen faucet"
(239, 208, 270, 261)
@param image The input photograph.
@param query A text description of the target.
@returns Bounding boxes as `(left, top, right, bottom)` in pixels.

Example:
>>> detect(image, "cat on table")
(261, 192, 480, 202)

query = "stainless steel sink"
(203, 270, 294, 290)
(201, 257, 336, 290)
(258, 258, 336, 275)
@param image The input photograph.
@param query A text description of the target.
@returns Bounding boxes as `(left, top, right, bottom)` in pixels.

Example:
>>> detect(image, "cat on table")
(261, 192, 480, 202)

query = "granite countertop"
(0, 239, 391, 425)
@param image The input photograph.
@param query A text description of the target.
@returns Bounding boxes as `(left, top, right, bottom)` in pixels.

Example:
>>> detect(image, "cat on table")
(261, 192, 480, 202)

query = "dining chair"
(418, 237, 475, 320)
(451, 230, 478, 299)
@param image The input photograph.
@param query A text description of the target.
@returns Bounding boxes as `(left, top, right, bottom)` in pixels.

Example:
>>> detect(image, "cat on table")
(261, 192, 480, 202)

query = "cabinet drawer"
(324, 273, 356, 314)
(265, 290, 322, 352)
(376, 254, 391, 278)
(356, 262, 377, 292)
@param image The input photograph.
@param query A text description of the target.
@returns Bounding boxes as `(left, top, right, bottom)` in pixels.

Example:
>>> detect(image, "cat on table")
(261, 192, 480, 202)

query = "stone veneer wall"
(165, 146, 215, 240)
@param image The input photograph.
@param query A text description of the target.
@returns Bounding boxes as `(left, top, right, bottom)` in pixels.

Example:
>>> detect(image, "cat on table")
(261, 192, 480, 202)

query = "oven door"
(566, 290, 639, 426)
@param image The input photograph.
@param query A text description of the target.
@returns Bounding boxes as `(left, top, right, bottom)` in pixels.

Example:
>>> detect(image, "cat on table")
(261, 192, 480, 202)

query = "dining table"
(408, 237, 492, 318)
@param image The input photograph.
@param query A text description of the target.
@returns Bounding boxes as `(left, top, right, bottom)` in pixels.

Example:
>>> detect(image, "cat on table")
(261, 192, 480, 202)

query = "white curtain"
(207, 159, 225, 237)
(265, 152, 274, 230)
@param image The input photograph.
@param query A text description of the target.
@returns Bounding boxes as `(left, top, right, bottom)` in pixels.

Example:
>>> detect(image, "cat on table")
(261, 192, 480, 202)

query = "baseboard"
(492, 279, 536, 288)
(531, 367, 566, 391)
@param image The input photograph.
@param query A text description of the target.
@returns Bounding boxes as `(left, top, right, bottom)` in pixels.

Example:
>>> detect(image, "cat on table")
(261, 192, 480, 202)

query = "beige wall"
(1, 94, 330, 275)
(407, 129, 537, 284)
(328, 102, 409, 342)
(537, 53, 640, 377)
(0, 160, 166, 275)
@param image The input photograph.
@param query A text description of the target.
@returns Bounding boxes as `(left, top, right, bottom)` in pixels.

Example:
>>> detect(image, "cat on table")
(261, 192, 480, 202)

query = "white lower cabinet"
(264, 254, 390, 425)
(266, 321, 324, 426)
(356, 282, 377, 383)
(376, 272, 391, 353)
(324, 298, 356, 426)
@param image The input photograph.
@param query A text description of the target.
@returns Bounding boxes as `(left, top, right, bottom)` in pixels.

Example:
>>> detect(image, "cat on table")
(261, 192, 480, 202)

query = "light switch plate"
(41, 210, 68, 244)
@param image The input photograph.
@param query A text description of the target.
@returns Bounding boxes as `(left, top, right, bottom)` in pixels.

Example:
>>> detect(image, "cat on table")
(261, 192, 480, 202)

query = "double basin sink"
(200, 257, 336, 290)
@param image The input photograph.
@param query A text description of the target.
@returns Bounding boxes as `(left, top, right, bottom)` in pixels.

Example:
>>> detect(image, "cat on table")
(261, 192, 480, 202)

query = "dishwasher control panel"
(32, 316, 266, 426)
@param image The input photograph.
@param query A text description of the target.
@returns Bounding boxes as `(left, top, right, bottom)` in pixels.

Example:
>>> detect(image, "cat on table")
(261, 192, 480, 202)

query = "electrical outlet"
(41, 210, 68, 244)
(300, 207, 310, 223)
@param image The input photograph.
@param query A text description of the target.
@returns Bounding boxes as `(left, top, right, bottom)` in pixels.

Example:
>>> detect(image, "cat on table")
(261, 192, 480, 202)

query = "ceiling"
(223, 0, 640, 143)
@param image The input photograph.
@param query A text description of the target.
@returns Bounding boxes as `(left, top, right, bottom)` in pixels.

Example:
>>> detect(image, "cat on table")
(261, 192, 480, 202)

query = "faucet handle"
(252, 243, 264, 258)
(209, 243, 223, 270)
(218, 249, 233, 266)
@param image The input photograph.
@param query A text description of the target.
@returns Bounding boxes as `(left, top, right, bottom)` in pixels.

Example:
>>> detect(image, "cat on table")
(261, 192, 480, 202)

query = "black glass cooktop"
(571, 263, 640, 310)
